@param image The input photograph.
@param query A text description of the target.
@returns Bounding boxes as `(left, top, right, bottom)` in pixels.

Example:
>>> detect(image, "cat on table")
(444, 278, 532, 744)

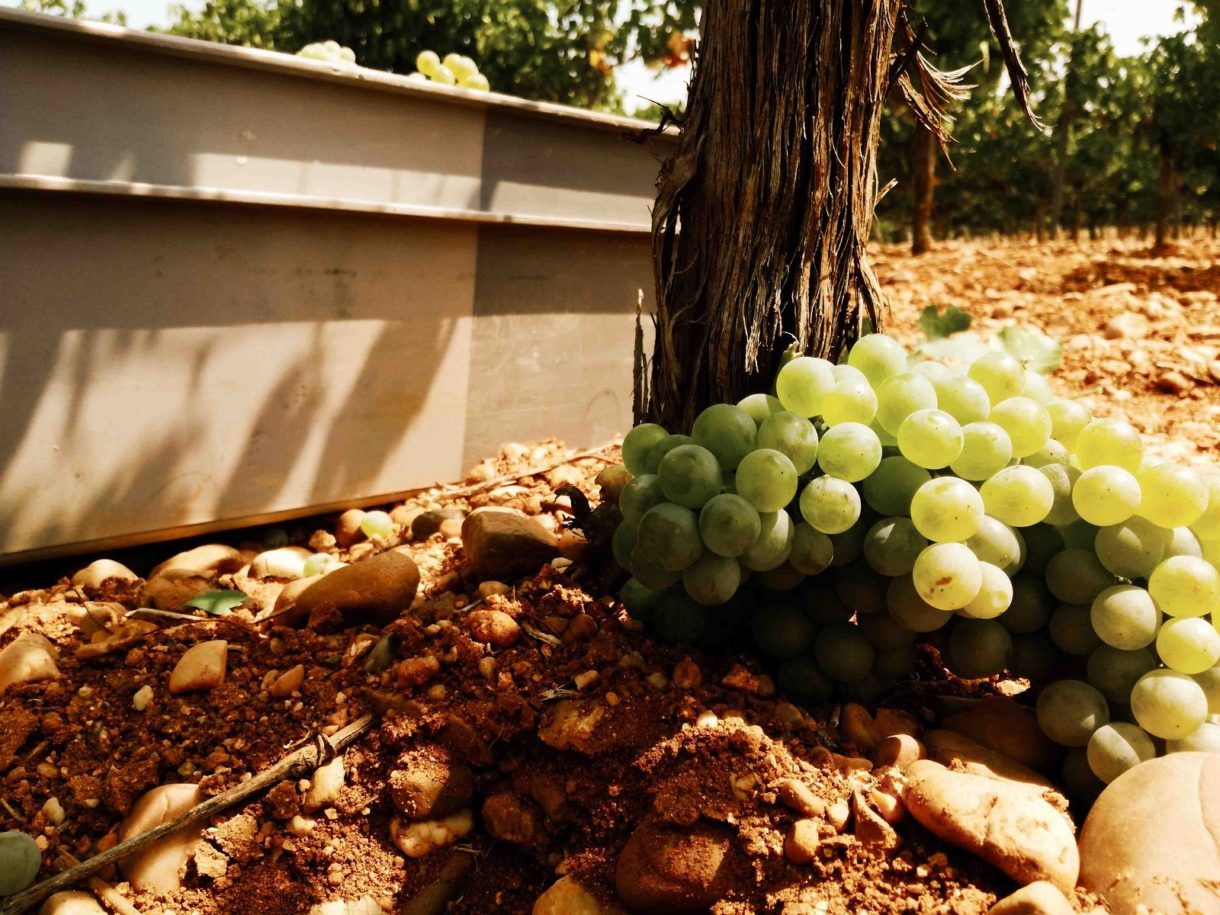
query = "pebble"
(826, 800, 850, 831)
(461, 508, 559, 579)
(395, 655, 441, 689)
(286, 815, 316, 837)
(149, 544, 244, 580)
(388, 748, 473, 821)
(119, 783, 206, 894)
(307, 897, 384, 915)
(1156, 370, 1193, 395)
(335, 509, 367, 548)
(411, 508, 467, 541)
(672, 658, 702, 689)
(466, 609, 520, 647)
(987, 880, 1075, 915)
(774, 778, 825, 818)
(269, 664, 305, 698)
(389, 809, 473, 858)
(942, 697, 1056, 773)
(1079, 751, 1220, 914)
(70, 559, 139, 590)
(475, 580, 510, 600)
(285, 546, 420, 628)
(302, 756, 346, 812)
(532, 874, 627, 915)
(0, 632, 60, 695)
(784, 818, 820, 864)
(615, 819, 744, 913)
(839, 703, 878, 750)
(168, 640, 228, 694)
(42, 796, 65, 826)
(874, 733, 925, 769)
(903, 760, 1078, 893)
(250, 547, 312, 580)
(851, 790, 900, 852)
(38, 892, 108, 915)
(1103, 311, 1150, 340)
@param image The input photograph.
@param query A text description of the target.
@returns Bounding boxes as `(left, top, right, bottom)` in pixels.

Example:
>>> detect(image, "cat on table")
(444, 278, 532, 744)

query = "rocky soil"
(1, 238, 1217, 915)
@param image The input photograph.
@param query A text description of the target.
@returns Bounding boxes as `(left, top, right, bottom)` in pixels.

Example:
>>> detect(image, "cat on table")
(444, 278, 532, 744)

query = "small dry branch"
(1, 714, 376, 915)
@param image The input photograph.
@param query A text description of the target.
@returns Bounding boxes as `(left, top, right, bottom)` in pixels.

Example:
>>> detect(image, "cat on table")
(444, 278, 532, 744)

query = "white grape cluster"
(612, 333, 1220, 790)
(411, 51, 490, 91)
(297, 40, 357, 65)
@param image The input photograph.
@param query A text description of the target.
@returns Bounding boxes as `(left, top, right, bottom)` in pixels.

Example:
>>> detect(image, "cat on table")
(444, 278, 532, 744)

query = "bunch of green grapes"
(610, 333, 1220, 781)
(412, 50, 491, 91)
(297, 40, 357, 64)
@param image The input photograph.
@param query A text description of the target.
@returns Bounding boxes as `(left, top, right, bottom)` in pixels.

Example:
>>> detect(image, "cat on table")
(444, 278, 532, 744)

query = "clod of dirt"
(614, 818, 747, 913)
(387, 746, 473, 821)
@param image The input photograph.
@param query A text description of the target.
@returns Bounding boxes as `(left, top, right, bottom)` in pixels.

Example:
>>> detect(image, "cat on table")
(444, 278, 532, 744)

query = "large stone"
(461, 508, 558, 580)
(903, 760, 1078, 893)
(0, 632, 60, 695)
(70, 559, 139, 590)
(119, 783, 206, 895)
(942, 697, 1057, 773)
(140, 544, 245, 610)
(988, 881, 1075, 915)
(924, 730, 1054, 790)
(533, 875, 627, 915)
(1079, 752, 1220, 914)
(614, 820, 746, 914)
(283, 547, 419, 627)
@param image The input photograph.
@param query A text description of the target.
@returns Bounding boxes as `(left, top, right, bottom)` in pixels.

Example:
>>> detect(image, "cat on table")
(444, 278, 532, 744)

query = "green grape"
(961, 562, 1013, 620)
(657, 444, 724, 509)
(1204, 539, 1220, 567)
(775, 357, 836, 418)
(869, 418, 898, 448)
(861, 456, 931, 516)
(1087, 722, 1156, 784)
(817, 423, 882, 482)
(629, 552, 681, 590)
(1059, 519, 1100, 550)
(1138, 463, 1208, 528)
(800, 581, 854, 624)
(360, 510, 394, 539)
(932, 375, 991, 425)
(691, 404, 758, 470)
(699, 494, 762, 557)
(1046, 400, 1092, 450)
(738, 392, 783, 426)
(620, 474, 667, 525)
(897, 409, 964, 470)
(863, 517, 928, 577)
(443, 52, 478, 80)
(0, 830, 41, 896)
(757, 412, 820, 474)
(909, 360, 952, 383)
(1148, 555, 1220, 618)
(1009, 633, 1058, 680)
(968, 351, 1025, 404)
(876, 372, 937, 435)
(1130, 669, 1209, 739)
(989, 397, 1052, 458)
(858, 610, 917, 649)
(814, 623, 875, 682)
(1049, 603, 1103, 656)
(833, 558, 889, 615)
(1168, 721, 1220, 753)
(1001, 575, 1052, 633)
(1020, 524, 1065, 575)
(821, 379, 878, 426)
(947, 619, 1013, 678)
(635, 503, 702, 571)
(873, 643, 918, 681)
(913, 542, 982, 610)
(752, 603, 816, 658)
(910, 477, 984, 542)
(682, 553, 742, 606)
(735, 448, 798, 512)
(416, 49, 442, 75)
(1157, 616, 1220, 674)
(1072, 465, 1142, 527)
(1189, 472, 1220, 540)
(651, 592, 709, 643)
(1036, 680, 1110, 747)
(1038, 462, 1081, 526)
(1095, 517, 1171, 579)
(789, 523, 835, 575)
(755, 562, 805, 592)
(741, 509, 795, 572)
(1193, 665, 1220, 714)
(622, 423, 668, 476)
(1021, 370, 1055, 404)
(980, 465, 1054, 527)
(799, 476, 861, 535)
(620, 577, 663, 620)
(1090, 584, 1161, 650)
(829, 518, 868, 567)
(887, 575, 953, 632)
(847, 333, 908, 386)
(612, 521, 637, 569)
(966, 516, 1025, 575)
(1022, 439, 1070, 468)
(303, 552, 342, 577)
(1045, 549, 1115, 604)
(643, 433, 694, 474)
(950, 422, 1013, 480)
(777, 657, 834, 703)
(1074, 418, 1144, 473)
(1087, 645, 1158, 704)
(1167, 526, 1204, 560)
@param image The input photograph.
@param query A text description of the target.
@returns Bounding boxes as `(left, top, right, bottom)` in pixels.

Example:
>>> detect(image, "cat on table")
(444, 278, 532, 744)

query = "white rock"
(119, 784, 205, 895)
(0, 633, 60, 695)
(168, 640, 228, 694)
(250, 547, 312, 580)
(70, 559, 139, 589)
(38, 891, 108, 914)
(302, 756, 345, 812)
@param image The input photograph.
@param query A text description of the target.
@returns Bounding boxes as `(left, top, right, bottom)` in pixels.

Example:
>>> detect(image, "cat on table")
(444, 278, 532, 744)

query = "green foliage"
(918, 304, 972, 340)
(184, 589, 248, 616)
(161, 0, 282, 49)
(20, 0, 126, 24)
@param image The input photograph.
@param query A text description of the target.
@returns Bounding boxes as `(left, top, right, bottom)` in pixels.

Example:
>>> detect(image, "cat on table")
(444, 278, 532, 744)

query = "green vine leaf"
(999, 324, 1063, 373)
(918, 305, 972, 341)
(184, 589, 248, 617)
